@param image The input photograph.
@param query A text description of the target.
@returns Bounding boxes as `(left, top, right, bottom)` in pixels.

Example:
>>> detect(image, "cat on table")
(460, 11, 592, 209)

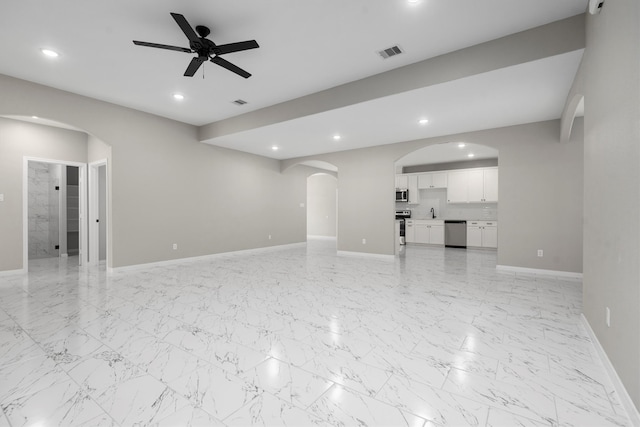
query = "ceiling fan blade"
(184, 57, 206, 77)
(133, 40, 192, 53)
(211, 56, 252, 78)
(215, 40, 260, 55)
(170, 12, 200, 43)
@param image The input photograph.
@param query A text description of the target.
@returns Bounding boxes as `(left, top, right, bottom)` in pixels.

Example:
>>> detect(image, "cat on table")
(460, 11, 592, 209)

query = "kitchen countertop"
(409, 218, 498, 221)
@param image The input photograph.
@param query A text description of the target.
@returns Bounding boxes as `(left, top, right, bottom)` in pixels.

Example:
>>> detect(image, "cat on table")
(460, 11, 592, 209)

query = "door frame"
(88, 159, 108, 266)
(23, 157, 87, 271)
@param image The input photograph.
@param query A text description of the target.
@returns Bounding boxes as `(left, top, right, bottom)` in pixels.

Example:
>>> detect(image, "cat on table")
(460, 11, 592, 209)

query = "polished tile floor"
(0, 240, 632, 426)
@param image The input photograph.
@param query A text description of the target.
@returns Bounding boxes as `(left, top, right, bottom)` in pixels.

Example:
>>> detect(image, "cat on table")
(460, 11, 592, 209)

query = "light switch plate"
(0, 193, 4, 202)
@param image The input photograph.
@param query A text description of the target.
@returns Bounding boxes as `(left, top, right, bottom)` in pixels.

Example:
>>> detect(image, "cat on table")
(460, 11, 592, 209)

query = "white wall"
(284, 119, 584, 273)
(0, 117, 88, 271)
(307, 173, 337, 237)
(581, 0, 640, 411)
(0, 76, 311, 271)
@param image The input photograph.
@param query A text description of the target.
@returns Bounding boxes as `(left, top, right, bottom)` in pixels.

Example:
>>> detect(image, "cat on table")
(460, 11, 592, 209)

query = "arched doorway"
(281, 160, 339, 249)
(1, 115, 112, 272)
(394, 141, 499, 254)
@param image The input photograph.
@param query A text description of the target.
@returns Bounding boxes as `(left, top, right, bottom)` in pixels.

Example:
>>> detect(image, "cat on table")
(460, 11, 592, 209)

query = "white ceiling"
(0, 0, 587, 162)
(397, 142, 499, 168)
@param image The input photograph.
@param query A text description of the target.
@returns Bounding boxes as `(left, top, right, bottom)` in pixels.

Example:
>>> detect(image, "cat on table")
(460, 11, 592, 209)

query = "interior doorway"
(23, 157, 87, 270)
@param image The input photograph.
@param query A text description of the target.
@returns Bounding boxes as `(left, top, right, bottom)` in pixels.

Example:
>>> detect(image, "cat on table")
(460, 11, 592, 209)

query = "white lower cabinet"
(405, 220, 415, 243)
(466, 221, 497, 248)
(410, 220, 444, 245)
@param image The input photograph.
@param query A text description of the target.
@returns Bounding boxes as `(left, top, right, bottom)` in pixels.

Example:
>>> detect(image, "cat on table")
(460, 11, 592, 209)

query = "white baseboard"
(581, 314, 640, 426)
(307, 235, 337, 240)
(108, 242, 307, 274)
(0, 268, 25, 276)
(336, 250, 394, 261)
(496, 264, 583, 280)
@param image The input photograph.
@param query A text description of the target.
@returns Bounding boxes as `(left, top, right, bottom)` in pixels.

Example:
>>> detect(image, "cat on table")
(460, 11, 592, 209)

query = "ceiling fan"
(133, 12, 259, 78)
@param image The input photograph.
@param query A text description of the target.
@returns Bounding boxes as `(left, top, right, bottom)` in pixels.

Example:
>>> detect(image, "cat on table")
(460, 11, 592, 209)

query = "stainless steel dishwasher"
(445, 220, 467, 248)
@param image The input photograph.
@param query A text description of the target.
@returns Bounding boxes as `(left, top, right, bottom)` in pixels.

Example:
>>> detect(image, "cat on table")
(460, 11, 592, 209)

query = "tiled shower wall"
(28, 162, 61, 259)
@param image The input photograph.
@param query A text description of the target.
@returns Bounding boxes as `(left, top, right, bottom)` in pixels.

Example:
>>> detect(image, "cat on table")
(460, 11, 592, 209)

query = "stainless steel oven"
(395, 210, 411, 245)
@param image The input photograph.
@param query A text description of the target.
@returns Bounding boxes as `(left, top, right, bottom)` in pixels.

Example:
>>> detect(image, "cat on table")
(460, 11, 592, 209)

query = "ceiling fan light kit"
(133, 12, 259, 78)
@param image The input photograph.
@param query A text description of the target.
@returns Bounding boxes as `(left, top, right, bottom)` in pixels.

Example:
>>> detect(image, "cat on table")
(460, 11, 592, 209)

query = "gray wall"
(307, 173, 337, 237)
(0, 75, 310, 271)
(284, 119, 584, 273)
(0, 117, 88, 271)
(581, 0, 640, 410)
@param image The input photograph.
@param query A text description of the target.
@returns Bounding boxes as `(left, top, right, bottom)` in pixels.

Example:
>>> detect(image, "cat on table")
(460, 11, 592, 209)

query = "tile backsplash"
(395, 188, 497, 220)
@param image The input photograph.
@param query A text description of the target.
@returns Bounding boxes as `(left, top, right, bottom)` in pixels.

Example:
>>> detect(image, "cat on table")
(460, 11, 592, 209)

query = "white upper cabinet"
(467, 169, 485, 202)
(483, 168, 499, 202)
(418, 172, 448, 189)
(407, 174, 420, 204)
(395, 174, 408, 189)
(447, 171, 468, 203)
(447, 167, 498, 203)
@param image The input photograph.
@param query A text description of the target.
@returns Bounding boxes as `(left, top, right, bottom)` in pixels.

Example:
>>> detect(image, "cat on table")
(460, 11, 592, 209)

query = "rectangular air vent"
(232, 99, 248, 106)
(378, 45, 403, 59)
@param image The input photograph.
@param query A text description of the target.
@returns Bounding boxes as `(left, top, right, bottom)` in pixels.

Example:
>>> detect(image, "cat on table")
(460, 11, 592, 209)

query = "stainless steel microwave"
(395, 189, 408, 202)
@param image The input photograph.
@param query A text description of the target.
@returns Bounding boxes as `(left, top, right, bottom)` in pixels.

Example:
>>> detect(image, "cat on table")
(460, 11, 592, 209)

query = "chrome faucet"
(430, 207, 436, 218)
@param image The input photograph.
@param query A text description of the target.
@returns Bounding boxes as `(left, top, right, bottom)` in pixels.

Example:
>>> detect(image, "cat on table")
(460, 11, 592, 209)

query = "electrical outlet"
(362, 238, 366, 245)
(606, 307, 610, 327)
(172, 243, 178, 250)
(537, 249, 543, 257)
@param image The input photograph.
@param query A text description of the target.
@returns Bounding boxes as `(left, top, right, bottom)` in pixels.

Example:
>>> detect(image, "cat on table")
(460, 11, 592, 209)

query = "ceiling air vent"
(232, 99, 248, 106)
(378, 45, 403, 59)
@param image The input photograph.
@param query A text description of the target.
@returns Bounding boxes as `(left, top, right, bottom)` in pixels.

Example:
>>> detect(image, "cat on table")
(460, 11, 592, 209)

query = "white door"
(89, 160, 108, 266)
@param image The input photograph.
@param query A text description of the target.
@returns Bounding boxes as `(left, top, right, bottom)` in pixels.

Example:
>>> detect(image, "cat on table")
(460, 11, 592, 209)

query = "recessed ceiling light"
(418, 118, 429, 125)
(468, 153, 475, 158)
(271, 145, 279, 151)
(32, 116, 39, 119)
(172, 93, 184, 101)
(333, 135, 341, 141)
(458, 143, 466, 148)
(41, 49, 59, 58)
(408, 0, 420, 4)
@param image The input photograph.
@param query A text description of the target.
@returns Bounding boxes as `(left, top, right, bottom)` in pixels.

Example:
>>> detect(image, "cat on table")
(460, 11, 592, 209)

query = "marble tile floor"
(0, 240, 632, 426)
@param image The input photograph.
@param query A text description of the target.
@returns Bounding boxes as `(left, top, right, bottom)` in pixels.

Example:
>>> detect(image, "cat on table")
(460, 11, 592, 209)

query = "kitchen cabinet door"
(417, 174, 432, 189)
(467, 226, 483, 247)
(447, 171, 468, 203)
(407, 175, 420, 204)
(483, 168, 499, 202)
(396, 174, 408, 189)
(467, 169, 484, 202)
(430, 225, 445, 245)
(431, 172, 448, 188)
(405, 221, 415, 243)
(483, 226, 498, 248)
(415, 223, 429, 244)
